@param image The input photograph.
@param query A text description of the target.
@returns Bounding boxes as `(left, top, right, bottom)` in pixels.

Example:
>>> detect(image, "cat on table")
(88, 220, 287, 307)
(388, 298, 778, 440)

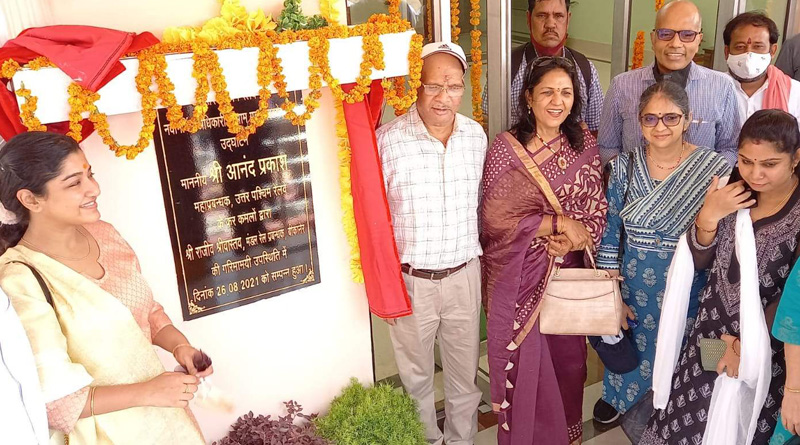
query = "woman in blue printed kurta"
(771, 262, 800, 445)
(595, 82, 730, 417)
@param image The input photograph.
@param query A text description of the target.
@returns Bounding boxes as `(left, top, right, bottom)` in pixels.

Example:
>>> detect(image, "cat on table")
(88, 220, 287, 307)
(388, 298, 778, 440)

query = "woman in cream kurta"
(0, 132, 208, 444)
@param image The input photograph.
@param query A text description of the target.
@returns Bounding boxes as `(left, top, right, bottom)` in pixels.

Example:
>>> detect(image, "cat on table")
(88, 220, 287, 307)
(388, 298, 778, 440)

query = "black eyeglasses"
(640, 113, 684, 127)
(653, 28, 701, 43)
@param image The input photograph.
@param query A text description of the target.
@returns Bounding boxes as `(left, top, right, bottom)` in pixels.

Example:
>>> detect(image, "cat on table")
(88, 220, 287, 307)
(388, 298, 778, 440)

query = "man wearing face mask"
(376, 42, 486, 445)
(723, 12, 800, 125)
(481, 0, 603, 132)
(597, 0, 740, 166)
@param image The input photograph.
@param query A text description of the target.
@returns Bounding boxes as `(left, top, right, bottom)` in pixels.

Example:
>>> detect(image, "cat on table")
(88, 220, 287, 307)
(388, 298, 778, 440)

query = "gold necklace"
(762, 176, 798, 218)
(535, 131, 568, 170)
(20, 228, 91, 261)
(647, 142, 686, 170)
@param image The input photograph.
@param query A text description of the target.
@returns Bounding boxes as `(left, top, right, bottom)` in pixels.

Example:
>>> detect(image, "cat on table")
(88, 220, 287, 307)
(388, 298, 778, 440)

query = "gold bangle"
(172, 343, 191, 356)
(695, 217, 718, 234)
(786, 386, 800, 394)
(90, 387, 97, 417)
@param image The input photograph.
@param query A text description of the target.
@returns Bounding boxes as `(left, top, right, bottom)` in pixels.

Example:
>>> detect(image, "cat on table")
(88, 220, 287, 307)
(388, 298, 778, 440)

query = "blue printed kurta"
(770, 262, 800, 445)
(596, 147, 730, 413)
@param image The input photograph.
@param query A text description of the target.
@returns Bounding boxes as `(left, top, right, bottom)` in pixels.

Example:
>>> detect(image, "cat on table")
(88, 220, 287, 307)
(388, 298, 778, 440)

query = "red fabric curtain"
(341, 81, 411, 318)
(0, 27, 159, 141)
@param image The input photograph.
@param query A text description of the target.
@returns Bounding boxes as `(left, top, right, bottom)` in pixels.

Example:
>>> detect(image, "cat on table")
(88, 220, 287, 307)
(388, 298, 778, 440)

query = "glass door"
(746, 0, 790, 54)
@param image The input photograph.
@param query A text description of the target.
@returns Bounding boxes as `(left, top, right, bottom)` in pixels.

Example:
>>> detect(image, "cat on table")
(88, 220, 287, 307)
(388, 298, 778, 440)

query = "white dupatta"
(652, 209, 772, 445)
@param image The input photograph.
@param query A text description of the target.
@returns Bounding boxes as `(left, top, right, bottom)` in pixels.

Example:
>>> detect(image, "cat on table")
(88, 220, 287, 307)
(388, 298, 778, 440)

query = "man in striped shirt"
(597, 0, 740, 166)
(376, 42, 486, 445)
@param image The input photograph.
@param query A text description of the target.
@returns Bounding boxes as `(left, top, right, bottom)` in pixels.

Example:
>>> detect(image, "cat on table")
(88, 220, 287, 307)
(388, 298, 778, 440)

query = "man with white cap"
(376, 41, 486, 445)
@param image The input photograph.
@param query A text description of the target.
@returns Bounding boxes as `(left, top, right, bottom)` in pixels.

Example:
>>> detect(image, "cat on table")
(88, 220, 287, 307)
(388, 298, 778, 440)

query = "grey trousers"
(389, 258, 482, 445)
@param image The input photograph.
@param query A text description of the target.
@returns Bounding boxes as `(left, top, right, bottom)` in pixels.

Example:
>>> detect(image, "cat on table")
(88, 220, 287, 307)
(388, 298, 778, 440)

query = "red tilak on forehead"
(747, 38, 752, 44)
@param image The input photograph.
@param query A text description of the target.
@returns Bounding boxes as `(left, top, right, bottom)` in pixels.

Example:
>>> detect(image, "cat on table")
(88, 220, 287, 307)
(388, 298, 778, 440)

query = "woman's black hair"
(511, 57, 585, 151)
(0, 132, 82, 253)
(638, 80, 691, 119)
(739, 110, 800, 170)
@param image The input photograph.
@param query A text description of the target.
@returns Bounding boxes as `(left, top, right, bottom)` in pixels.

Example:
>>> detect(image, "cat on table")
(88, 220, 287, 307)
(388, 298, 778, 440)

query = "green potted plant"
(315, 378, 427, 445)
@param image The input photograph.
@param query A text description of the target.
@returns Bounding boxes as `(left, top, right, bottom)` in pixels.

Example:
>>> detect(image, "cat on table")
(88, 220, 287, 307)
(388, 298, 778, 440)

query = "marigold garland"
(469, 0, 483, 126)
(451, 0, 461, 42)
(655, 0, 665, 11)
(2, 58, 52, 132)
(334, 100, 364, 282)
(314, 31, 386, 106)
(425, 0, 433, 43)
(154, 49, 211, 134)
(382, 32, 424, 115)
(388, 0, 401, 19)
(16, 84, 46, 132)
(0, 60, 21, 78)
(2, 15, 417, 158)
(67, 55, 158, 159)
(632, 30, 645, 69)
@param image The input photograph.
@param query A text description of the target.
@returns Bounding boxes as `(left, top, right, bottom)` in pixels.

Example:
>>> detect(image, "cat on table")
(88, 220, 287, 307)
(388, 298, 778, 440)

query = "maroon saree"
(481, 129, 607, 444)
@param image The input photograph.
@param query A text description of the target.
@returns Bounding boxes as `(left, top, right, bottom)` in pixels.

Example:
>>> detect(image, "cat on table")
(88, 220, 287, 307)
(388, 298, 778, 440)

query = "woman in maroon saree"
(481, 57, 607, 445)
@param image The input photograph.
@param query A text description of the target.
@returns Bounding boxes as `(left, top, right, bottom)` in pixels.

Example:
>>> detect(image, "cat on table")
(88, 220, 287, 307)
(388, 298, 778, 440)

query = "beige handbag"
(505, 132, 624, 336)
(538, 250, 624, 335)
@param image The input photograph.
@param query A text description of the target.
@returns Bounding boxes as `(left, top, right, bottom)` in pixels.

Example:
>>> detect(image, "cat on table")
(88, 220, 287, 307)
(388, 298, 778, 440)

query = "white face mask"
(726, 51, 772, 80)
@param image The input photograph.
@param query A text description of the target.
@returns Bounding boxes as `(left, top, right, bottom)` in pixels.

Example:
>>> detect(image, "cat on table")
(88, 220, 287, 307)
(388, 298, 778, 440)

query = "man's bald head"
(656, 0, 702, 30)
(651, 0, 704, 73)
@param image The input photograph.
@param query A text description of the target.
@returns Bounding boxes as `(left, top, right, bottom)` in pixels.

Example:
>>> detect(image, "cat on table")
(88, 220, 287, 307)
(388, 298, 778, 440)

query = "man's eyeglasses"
(421, 84, 466, 97)
(653, 28, 701, 43)
(640, 113, 684, 128)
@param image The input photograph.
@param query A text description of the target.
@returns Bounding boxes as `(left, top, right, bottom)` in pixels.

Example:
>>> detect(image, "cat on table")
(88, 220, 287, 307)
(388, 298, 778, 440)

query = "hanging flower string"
(66, 53, 159, 159)
(656, 0, 665, 11)
(388, 0, 401, 19)
(631, 30, 645, 69)
(334, 100, 364, 282)
(382, 33, 424, 115)
(451, 0, 461, 42)
(2, 59, 51, 132)
(469, 0, 483, 126)
(425, 0, 433, 43)
(16, 83, 46, 132)
(0, 16, 418, 158)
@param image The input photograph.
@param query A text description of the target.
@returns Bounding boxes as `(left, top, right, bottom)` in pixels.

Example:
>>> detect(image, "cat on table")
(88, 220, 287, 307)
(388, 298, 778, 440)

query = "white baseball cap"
(420, 41, 469, 71)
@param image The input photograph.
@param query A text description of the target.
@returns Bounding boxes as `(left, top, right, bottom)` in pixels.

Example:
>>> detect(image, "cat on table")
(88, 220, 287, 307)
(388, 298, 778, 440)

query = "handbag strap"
(8, 261, 54, 308)
(505, 132, 598, 265)
(504, 132, 564, 215)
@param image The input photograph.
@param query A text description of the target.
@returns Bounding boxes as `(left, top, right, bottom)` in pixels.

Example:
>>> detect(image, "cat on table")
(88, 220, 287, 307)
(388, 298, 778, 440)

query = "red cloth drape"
(0, 26, 159, 141)
(341, 81, 412, 318)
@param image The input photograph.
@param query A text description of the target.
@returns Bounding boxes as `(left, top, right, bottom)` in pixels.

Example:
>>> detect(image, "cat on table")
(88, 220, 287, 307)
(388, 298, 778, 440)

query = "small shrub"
(314, 378, 427, 445)
(213, 400, 329, 445)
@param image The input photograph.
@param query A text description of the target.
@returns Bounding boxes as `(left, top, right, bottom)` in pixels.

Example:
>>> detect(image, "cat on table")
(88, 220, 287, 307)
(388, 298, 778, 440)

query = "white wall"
(44, 1, 373, 442)
(81, 89, 373, 442)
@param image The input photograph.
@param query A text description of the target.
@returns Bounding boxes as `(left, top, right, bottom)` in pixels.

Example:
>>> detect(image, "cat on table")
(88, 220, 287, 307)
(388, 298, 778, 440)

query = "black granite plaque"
(153, 93, 320, 320)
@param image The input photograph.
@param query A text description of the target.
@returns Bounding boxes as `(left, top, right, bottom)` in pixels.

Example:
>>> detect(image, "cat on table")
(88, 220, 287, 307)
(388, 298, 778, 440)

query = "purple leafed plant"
(212, 401, 329, 445)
